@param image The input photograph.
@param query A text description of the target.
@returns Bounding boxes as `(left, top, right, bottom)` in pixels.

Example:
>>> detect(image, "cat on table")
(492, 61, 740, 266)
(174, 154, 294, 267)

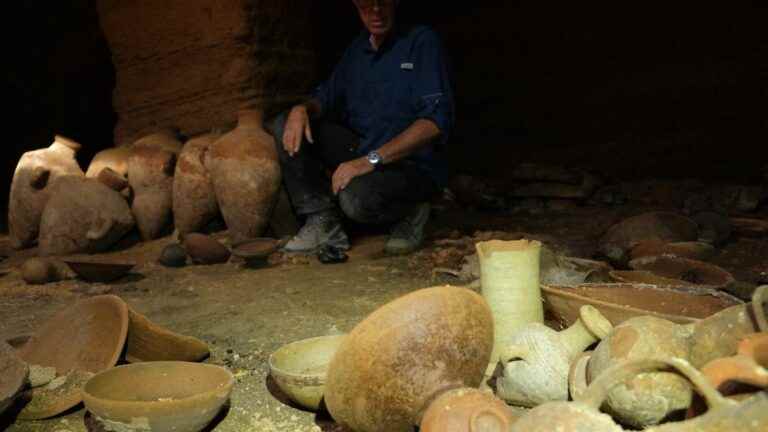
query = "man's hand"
(332, 157, 374, 195)
(282, 105, 314, 157)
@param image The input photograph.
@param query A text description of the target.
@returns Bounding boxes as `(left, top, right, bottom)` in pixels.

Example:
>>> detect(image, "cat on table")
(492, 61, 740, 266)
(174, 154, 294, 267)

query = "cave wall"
(97, 0, 318, 145)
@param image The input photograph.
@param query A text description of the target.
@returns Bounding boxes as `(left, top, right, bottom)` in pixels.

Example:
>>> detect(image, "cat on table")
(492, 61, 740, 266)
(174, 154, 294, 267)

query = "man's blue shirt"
(313, 24, 454, 187)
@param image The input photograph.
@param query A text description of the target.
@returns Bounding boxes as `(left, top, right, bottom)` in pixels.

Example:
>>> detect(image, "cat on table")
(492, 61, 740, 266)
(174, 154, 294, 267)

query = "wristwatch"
(366, 150, 382, 168)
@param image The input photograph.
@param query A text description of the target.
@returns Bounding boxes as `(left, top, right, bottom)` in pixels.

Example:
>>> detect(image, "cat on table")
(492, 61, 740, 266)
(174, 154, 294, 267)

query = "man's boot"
(283, 210, 350, 253)
(384, 202, 431, 255)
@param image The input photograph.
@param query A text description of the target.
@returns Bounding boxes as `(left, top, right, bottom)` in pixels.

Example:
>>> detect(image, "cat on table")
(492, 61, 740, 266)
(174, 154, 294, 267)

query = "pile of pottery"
(8, 109, 280, 258)
(269, 238, 767, 432)
(158, 234, 280, 267)
(0, 295, 230, 431)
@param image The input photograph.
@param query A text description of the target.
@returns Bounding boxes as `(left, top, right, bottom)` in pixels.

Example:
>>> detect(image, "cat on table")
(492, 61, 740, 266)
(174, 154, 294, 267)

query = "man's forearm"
(377, 119, 442, 164)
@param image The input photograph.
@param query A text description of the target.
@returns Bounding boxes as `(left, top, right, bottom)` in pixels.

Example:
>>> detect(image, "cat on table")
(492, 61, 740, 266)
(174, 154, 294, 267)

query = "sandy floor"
(1, 205, 766, 432)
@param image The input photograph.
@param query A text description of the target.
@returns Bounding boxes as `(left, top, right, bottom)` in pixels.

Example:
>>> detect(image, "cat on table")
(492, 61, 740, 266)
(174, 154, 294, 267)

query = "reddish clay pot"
(173, 133, 220, 236)
(9, 135, 84, 249)
(85, 146, 132, 178)
(324, 286, 494, 432)
(128, 146, 176, 240)
(598, 212, 698, 265)
(38, 177, 135, 256)
(209, 110, 281, 243)
(629, 240, 716, 261)
(132, 128, 183, 154)
(183, 233, 231, 265)
(588, 316, 694, 428)
(420, 388, 518, 432)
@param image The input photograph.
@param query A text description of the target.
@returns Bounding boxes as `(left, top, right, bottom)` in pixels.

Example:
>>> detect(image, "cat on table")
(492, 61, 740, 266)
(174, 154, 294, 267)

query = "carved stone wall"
(97, 0, 317, 145)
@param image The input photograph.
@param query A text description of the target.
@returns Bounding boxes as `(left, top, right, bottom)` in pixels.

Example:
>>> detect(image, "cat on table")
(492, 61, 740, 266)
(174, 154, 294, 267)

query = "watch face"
(368, 151, 381, 165)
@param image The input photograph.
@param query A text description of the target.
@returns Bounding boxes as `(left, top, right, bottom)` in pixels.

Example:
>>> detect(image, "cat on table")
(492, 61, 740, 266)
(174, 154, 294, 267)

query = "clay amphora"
(128, 146, 176, 240)
(85, 146, 132, 178)
(420, 388, 518, 432)
(512, 357, 746, 432)
(8, 135, 84, 249)
(476, 239, 543, 373)
(324, 286, 494, 432)
(598, 212, 698, 265)
(132, 128, 183, 154)
(588, 316, 694, 428)
(497, 305, 613, 406)
(38, 177, 135, 256)
(209, 109, 281, 243)
(173, 133, 220, 235)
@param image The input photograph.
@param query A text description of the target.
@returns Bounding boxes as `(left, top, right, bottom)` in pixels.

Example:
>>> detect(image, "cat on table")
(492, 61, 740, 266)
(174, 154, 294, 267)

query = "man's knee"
(338, 181, 382, 224)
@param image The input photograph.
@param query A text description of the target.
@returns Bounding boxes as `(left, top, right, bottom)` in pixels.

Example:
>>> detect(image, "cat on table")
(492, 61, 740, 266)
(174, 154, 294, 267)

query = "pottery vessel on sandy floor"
(38, 177, 135, 256)
(9, 135, 84, 249)
(209, 109, 281, 243)
(173, 133, 220, 236)
(128, 145, 176, 240)
(324, 286, 494, 432)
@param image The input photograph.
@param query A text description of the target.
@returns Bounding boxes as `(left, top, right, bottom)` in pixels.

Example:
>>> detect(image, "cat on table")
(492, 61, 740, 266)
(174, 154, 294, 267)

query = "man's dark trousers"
(268, 113, 439, 225)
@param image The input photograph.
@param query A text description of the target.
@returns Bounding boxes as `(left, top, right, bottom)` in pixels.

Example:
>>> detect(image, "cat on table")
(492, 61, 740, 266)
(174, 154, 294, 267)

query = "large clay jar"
(324, 286, 494, 432)
(85, 146, 132, 178)
(497, 305, 613, 406)
(476, 239, 543, 373)
(588, 316, 694, 428)
(420, 388, 518, 432)
(9, 135, 84, 249)
(38, 177, 135, 256)
(128, 146, 176, 240)
(132, 128, 183, 154)
(209, 109, 281, 243)
(173, 133, 220, 235)
(687, 299, 762, 368)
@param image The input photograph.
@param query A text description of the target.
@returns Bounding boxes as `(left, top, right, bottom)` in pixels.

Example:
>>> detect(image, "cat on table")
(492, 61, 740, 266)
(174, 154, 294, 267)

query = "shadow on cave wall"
(3, 1, 766, 231)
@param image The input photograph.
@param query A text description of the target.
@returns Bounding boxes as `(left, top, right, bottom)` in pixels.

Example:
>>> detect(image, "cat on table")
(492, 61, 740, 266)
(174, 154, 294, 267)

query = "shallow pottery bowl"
(269, 334, 345, 411)
(542, 283, 741, 327)
(231, 238, 279, 263)
(82, 361, 234, 432)
(17, 295, 129, 419)
(628, 254, 735, 290)
(61, 257, 135, 283)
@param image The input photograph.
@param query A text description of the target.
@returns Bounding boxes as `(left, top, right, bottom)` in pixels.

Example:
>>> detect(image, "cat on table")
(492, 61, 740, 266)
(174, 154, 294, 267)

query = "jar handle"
(752, 285, 768, 332)
(576, 357, 735, 413)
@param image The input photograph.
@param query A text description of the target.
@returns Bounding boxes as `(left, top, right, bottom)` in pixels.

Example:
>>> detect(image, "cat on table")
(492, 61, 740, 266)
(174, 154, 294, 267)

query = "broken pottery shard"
(209, 109, 281, 243)
(9, 135, 84, 249)
(125, 308, 209, 363)
(16, 295, 128, 419)
(0, 341, 28, 415)
(38, 177, 135, 256)
(128, 146, 176, 240)
(598, 212, 698, 265)
(20, 257, 61, 285)
(85, 146, 132, 178)
(173, 133, 220, 236)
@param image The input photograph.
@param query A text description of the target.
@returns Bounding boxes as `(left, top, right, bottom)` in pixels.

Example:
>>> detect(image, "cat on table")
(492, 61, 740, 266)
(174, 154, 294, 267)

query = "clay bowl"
(629, 240, 716, 261)
(609, 270, 700, 288)
(542, 283, 741, 327)
(231, 237, 279, 266)
(628, 254, 735, 290)
(16, 295, 129, 419)
(82, 361, 234, 432)
(1, 341, 28, 415)
(269, 334, 345, 411)
(61, 256, 135, 283)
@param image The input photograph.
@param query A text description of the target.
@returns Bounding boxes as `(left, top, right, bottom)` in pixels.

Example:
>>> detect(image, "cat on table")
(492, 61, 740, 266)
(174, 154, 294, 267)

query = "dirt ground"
(1, 204, 766, 432)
